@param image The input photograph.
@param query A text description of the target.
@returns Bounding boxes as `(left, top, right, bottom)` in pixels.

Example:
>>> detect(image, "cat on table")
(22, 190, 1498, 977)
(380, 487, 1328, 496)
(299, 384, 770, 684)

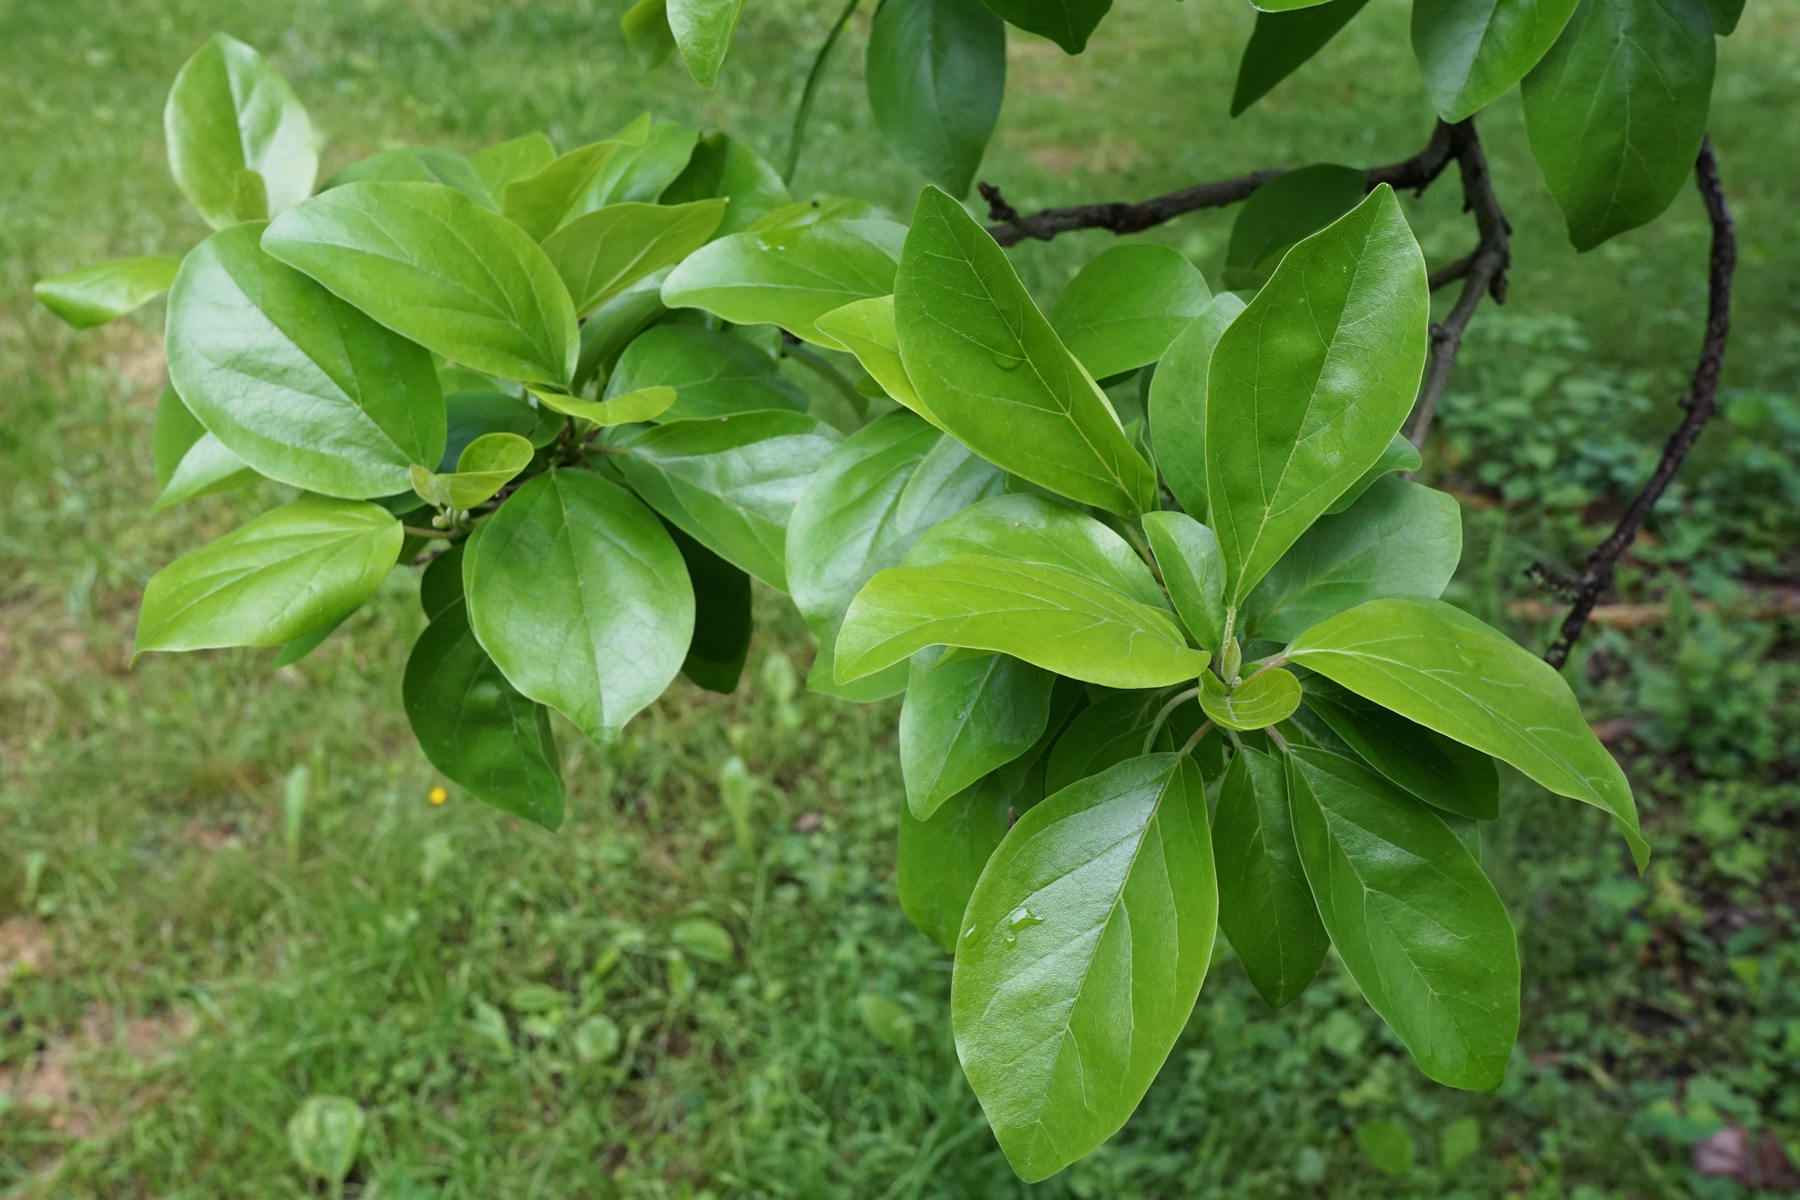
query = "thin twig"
(1405, 119, 1511, 448)
(979, 120, 1461, 247)
(1539, 139, 1735, 670)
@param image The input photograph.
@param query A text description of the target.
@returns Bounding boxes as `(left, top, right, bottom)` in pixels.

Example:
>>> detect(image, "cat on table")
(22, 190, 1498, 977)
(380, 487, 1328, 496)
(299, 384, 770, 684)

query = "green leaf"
(670, 917, 735, 963)
(1044, 688, 1208, 793)
(1050, 245, 1212, 381)
(573, 274, 671, 396)
(952, 753, 1216, 1182)
(1702, 0, 1743, 33)
(661, 219, 906, 348)
(1198, 666, 1302, 731)
(419, 541, 466, 621)
(978, 0, 1112, 54)
(1442, 1116, 1483, 1170)
(153, 432, 259, 513)
(1356, 1120, 1418, 1176)
(153, 381, 208, 489)
(1144, 292, 1245, 519)
(604, 326, 806, 421)
(1286, 746, 1520, 1090)
(787, 411, 1005, 701)
(668, 0, 747, 87)
(895, 187, 1159, 517)
(543, 200, 725, 316)
(1213, 746, 1329, 1007)
(273, 609, 351, 666)
(404, 604, 565, 829)
(324, 146, 496, 210)
(262, 182, 581, 388)
(866, 0, 1007, 197)
(463, 469, 693, 743)
(34, 256, 182, 329)
(609, 410, 844, 590)
(286, 1096, 366, 1185)
(1413, 0, 1581, 122)
(443, 390, 556, 469)
(665, 521, 753, 693)
(1521, 0, 1715, 251)
(1206, 185, 1428, 606)
(533, 385, 676, 426)
(1232, 0, 1373, 116)
(166, 223, 446, 500)
(901, 649, 1055, 819)
(836, 554, 1206, 689)
(1141, 511, 1226, 653)
(136, 497, 402, 654)
(1300, 674, 1500, 821)
(1252, 0, 1340, 8)
(410, 432, 535, 511)
(1323, 432, 1421, 515)
(164, 34, 318, 229)
(815, 295, 927, 416)
(1223, 164, 1367, 291)
(908, 494, 1169, 606)
(583, 118, 700, 208)
(898, 770, 1016, 952)
(660, 133, 793, 235)
(1287, 597, 1648, 868)
(1244, 475, 1462, 643)
(500, 132, 649, 242)
(751, 197, 885, 232)
(469, 133, 557, 196)
(621, 0, 679, 65)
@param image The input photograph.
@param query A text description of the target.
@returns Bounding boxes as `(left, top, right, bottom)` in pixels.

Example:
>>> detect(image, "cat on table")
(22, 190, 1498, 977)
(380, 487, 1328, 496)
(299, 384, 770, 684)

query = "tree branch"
(1538, 139, 1735, 671)
(979, 120, 1462, 247)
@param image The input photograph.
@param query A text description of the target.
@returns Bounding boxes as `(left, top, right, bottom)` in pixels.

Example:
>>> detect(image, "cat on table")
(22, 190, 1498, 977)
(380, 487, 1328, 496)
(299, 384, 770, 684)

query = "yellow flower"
(428, 786, 448, 806)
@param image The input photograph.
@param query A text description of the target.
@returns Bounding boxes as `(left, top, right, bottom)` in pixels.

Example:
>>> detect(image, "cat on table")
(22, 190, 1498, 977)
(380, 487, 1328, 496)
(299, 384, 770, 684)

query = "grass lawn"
(2, 1, 1798, 1196)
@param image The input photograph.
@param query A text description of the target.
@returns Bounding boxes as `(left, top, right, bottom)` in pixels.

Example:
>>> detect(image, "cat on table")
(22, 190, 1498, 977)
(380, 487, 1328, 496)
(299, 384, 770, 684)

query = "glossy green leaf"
(443, 390, 556, 469)
(910, 494, 1168, 604)
(895, 187, 1158, 517)
(153, 382, 207, 488)
(166, 223, 446, 499)
(1301, 674, 1500, 821)
(1252, 0, 1339, 8)
(953, 754, 1216, 1182)
(751, 197, 885, 232)
(1244, 476, 1461, 643)
(1214, 746, 1329, 1007)
(583, 118, 699, 209)
(1232, 0, 1372, 115)
(262, 182, 580, 388)
(573, 273, 671, 396)
(1413, 0, 1581, 122)
(153, 432, 259, 512)
(902, 648, 1055, 819)
(419, 542, 467, 622)
(668, 0, 746, 87)
(1198, 666, 1302, 731)
(609, 409, 844, 590)
(665, 521, 753, 693)
(543, 200, 725, 316)
(1703, 0, 1743, 33)
(788, 411, 1005, 701)
(815, 295, 927, 416)
(621, 0, 680, 65)
(404, 604, 565, 829)
(1050, 245, 1212, 381)
(469, 133, 557, 196)
(836, 553, 1206, 689)
(272, 609, 351, 666)
(1043, 688, 1207, 793)
(410, 432, 535, 511)
(325, 146, 496, 209)
(1141, 511, 1226, 653)
(1222, 164, 1366, 291)
(464, 469, 693, 743)
(1286, 746, 1519, 1090)
(660, 133, 793, 235)
(898, 771, 1016, 952)
(164, 34, 318, 229)
(1145, 292, 1245, 519)
(136, 497, 402, 653)
(1521, 0, 1715, 251)
(500, 132, 649, 242)
(662, 219, 906, 348)
(1287, 597, 1649, 868)
(533, 385, 676, 426)
(34, 256, 181, 329)
(1323, 432, 1421, 515)
(1206, 185, 1428, 605)
(866, 0, 1007, 197)
(604, 326, 806, 421)
(978, 0, 1111, 53)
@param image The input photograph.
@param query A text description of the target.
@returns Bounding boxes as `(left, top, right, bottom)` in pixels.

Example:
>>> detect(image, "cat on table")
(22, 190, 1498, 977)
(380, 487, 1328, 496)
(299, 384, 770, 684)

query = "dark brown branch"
(980, 120, 1462, 247)
(1405, 120, 1511, 448)
(1539, 139, 1735, 670)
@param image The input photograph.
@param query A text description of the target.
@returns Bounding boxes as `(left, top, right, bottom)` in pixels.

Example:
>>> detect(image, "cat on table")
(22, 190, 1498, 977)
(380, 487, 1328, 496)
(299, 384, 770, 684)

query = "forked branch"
(1538, 140, 1735, 670)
